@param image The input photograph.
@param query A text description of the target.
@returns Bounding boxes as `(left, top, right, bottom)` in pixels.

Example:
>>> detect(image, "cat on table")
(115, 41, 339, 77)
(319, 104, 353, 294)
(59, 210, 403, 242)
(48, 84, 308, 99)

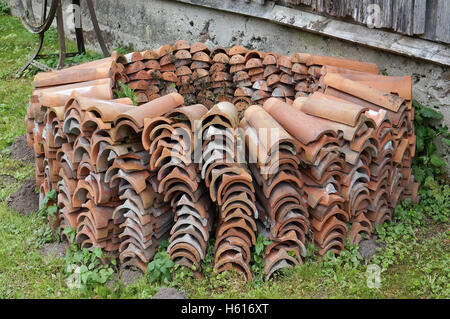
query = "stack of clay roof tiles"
(26, 42, 419, 280)
(109, 94, 187, 271)
(142, 98, 215, 270)
(241, 106, 309, 279)
(200, 102, 257, 280)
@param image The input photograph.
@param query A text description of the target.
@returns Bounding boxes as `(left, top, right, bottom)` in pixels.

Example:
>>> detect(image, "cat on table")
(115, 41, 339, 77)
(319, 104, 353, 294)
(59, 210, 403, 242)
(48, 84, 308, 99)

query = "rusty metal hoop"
(16, 0, 109, 76)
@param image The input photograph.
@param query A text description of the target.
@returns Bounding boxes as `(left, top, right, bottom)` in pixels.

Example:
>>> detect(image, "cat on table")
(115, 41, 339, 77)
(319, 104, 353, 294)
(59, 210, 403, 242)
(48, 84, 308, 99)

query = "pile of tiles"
(142, 99, 215, 270)
(200, 102, 257, 280)
(240, 106, 309, 279)
(26, 42, 419, 281)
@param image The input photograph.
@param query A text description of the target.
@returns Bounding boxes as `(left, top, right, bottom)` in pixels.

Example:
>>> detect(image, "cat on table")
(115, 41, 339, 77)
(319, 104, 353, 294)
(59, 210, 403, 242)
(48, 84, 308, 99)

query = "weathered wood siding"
(276, 0, 450, 44)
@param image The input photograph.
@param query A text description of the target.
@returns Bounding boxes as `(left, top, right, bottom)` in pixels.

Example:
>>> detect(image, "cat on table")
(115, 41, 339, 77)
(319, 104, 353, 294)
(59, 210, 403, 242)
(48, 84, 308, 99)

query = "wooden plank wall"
(276, 0, 450, 44)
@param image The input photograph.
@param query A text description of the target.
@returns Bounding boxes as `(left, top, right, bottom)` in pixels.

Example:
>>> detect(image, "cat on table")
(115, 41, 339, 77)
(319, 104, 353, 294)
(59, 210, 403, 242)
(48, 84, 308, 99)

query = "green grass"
(0, 11, 449, 299)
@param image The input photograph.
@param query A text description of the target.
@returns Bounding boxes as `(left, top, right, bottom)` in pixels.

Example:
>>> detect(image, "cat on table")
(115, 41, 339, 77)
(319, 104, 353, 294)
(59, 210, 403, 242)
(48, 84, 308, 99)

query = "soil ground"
(6, 178, 39, 215)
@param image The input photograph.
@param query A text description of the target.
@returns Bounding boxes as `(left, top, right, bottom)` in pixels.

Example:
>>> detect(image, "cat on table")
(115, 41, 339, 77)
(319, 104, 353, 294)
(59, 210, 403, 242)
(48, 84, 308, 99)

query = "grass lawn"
(0, 9, 449, 299)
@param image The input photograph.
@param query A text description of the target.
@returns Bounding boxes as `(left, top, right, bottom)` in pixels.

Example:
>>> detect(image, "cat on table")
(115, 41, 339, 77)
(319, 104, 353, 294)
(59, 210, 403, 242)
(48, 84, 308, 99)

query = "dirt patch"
(7, 179, 39, 215)
(0, 174, 16, 188)
(9, 135, 34, 163)
(358, 238, 386, 260)
(420, 218, 449, 240)
(152, 287, 187, 299)
(39, 242, 67, 258)
(120, 268, 144, 286)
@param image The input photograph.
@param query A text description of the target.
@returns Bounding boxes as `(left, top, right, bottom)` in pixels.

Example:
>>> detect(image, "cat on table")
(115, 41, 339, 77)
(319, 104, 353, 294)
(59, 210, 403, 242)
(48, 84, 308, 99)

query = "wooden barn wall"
(275, 0, 449, 44)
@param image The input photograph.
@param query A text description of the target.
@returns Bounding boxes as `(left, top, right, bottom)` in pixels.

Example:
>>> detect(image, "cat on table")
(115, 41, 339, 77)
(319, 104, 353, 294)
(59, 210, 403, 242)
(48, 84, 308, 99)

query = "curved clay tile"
(263, 54, 277, 66)
(190, 42, 210, 54)
(110, 169, 150, 194)
(212, 53, 230, 64)
(156, 44, 173, 57)
(33, 57, 115, 88)
(348, 213, 372, 244)
(170, 224, 207, 253)
(214, 251, 252, 281)
(233, 70, 249, 82)
(190, 61, 210, 70)
(234, 87, 254, 97)
(252, 80, 272, 92)
(228, 45, 248, 56)
(125, 61, 146, 75)
(277, 55, 292, 69)
(248, 67, 264, 76)
(266, 73, 280, 86)
(252, 73, 266, 83)
(141, 50, 159, 60)
(296, 92, 368, 127)
(266, 230, 306, 258)
(220, 197, 258, 221)
(214, 242, 250, 265)
(110, 118, 142, 142)
(175, 194, 212, 221)
(175, 66, 192, 77)
(165, 104, 208, 130)
(210, 46, 229, 57)
(229, 54, 245, 65)
(209, 62, 227, 74)
(326, 70, 411, 101)
(244, 105, 295, 156)
(313, 216, 347, 246)
(264, 248, 299, 280)
(125, 51, 145, 64)
(263, 65, 279, 79)
(292, 63, 308, 74)
(35, 79, 114, 108)
(114, 92, 184, 128)
(244, 50, 265, 62)
(212, 71, 232, 82)
(222, 208, 257, 232)
(191, 51, 211, 64)
(230, 64, 245, 74)
(323, 73, 404, 112)
(292, 53, 379, 74)
(172, 40, 190, 51)
(174, 49, 192, 60)
(201, 102, 239, 129)
(168, 234, 204, 260)
(171, 214, 209, 243)
(245, 58, 263, 69)
(192, 68, 209, 80)
(266, 97, 371, 144)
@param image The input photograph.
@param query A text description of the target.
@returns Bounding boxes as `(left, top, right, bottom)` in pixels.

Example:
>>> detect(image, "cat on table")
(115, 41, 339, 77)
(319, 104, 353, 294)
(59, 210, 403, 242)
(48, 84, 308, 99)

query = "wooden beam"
(173, 0, 450, 66)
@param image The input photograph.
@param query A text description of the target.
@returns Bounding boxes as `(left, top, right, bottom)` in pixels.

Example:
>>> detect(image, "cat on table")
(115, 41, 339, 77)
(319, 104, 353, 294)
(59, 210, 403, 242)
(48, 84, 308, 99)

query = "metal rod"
(16, 31, 45, 76)
(72, 0, 86, 54)
(85, 0, 109, 56)
(56, 0, 66, 69)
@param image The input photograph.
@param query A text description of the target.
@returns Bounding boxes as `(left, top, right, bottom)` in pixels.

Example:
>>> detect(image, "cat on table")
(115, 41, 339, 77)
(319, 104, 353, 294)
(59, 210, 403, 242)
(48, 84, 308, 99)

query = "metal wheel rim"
(15, 0, 59, 34)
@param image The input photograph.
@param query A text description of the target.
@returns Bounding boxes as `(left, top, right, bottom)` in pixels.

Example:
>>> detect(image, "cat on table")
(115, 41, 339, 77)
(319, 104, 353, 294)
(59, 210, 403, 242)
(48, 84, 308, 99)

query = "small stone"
(39, 242, 67, 258)
(152, 287, 186, 299)
(120, 268, 143, 286)
(358, 239, 385, 260)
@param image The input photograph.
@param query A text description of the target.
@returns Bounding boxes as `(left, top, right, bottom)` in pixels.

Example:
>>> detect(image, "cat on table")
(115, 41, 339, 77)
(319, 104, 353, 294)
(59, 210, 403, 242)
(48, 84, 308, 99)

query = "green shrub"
(412, 99, 450, 184)
(114, 80, 138, 105)
(0, 1, 10, 14)
(64, 245, 116, 291)
(146, 240, 174, 284)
